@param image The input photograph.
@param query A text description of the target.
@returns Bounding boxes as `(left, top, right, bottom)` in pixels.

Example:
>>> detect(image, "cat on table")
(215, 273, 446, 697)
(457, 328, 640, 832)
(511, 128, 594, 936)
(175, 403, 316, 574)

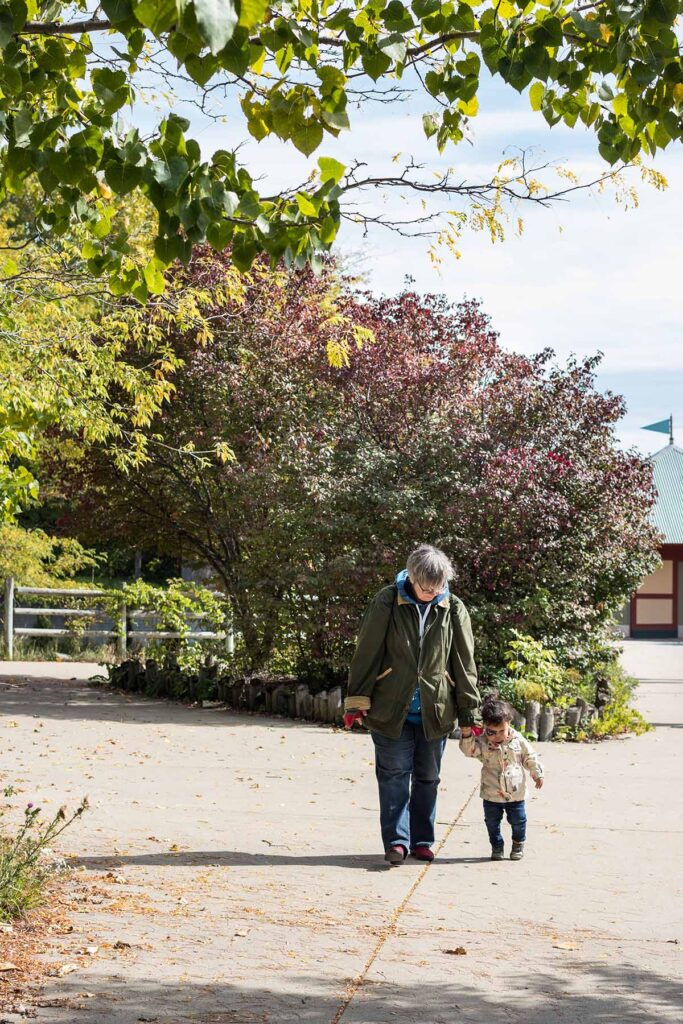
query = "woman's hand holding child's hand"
(343, 710, 367, 730)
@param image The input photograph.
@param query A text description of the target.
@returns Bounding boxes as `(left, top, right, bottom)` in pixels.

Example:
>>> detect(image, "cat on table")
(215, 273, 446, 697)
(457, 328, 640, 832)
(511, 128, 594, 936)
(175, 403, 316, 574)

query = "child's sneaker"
(510, 841, 525, 861)
(491, 845, 504, 861)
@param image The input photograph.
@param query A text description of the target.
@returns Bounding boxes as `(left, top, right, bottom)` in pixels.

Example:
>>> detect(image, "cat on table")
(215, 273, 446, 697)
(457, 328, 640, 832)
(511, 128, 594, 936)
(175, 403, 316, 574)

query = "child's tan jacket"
(460, 727, 544, 803)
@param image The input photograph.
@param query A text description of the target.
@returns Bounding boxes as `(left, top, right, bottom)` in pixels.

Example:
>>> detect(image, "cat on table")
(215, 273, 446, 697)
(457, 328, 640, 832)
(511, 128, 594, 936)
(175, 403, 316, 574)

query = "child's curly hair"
(481, 690, 514, 725)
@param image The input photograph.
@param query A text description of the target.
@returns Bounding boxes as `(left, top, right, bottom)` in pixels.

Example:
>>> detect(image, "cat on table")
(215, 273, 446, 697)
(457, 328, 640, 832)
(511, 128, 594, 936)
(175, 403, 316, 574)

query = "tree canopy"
(52, 249, 660, 677)
(1, 0, 680, 294)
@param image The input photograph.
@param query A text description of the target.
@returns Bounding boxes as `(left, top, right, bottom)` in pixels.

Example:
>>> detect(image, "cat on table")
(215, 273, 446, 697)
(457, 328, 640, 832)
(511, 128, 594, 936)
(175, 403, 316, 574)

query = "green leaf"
(206, 220, 234, 250)
(104, 160, 143, 196)
(195, 0, 239, 55)
(362, 51, 392, 81)
(91, 68, 129, 114)
(185, 53, 219, 86)
(151, 156, 190, 191)
(296, 193, 320, 217)
(134, 0, 181, 34)
(378, 34, 407, 64)
(154, 234, 191, 262)
(143, 258, 167, 294)
(101, 0, 135, 25)
(319, 216, 339, 244)
(232, 232, 258, 271)
(422, 112, 439, 138)
(12, 107, 32, 148)
(320, 109, 350, 131)
(0, 9, 15, 48)
(291, 119, 324, 156)
(317, 156, 345, 185)
(529, 82, 544, 112)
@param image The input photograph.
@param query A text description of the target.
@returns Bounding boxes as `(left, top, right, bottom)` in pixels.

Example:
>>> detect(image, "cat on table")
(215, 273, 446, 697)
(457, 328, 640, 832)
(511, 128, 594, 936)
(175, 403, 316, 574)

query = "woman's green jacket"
(345, 585, 481, 740)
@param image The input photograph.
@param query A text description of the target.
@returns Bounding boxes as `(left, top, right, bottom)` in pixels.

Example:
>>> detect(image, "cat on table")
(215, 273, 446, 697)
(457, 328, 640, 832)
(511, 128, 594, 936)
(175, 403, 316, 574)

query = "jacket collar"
(395, 569, 449, 609)
(396, 591, 449, 609)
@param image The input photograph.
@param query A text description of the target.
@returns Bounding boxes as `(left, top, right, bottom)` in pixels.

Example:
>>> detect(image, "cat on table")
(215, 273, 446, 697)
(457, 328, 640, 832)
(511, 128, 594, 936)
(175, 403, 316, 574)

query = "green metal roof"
(651, 444, 683, 543)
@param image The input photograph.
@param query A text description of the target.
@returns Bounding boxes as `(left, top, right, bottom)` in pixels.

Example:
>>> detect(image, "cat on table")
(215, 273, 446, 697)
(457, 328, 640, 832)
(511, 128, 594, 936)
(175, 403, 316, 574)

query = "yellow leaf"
(497, 0, 517, 16)
(459, 96, 479, 117)
(529, 82, 544, 112)
(612, 93, 628, 118)
(599, 23, 613, 42)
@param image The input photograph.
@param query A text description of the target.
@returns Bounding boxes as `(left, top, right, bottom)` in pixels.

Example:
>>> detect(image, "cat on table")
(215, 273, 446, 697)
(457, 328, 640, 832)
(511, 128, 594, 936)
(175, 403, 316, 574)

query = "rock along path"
(0, 642, 681, 1024)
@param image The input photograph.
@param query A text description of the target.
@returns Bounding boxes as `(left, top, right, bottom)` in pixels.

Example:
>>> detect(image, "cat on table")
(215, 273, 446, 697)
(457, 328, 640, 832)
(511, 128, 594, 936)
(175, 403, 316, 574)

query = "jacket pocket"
(367, 697, 402, 724)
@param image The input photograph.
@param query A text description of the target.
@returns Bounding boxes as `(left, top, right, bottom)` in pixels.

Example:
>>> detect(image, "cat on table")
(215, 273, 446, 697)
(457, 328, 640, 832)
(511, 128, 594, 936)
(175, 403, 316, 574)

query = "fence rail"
(2, 578, 231, 661)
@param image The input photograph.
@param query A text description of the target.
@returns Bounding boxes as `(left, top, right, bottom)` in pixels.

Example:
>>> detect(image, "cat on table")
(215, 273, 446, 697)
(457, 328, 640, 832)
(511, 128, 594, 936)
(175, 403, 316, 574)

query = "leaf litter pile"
(0, 869, 133, 1018)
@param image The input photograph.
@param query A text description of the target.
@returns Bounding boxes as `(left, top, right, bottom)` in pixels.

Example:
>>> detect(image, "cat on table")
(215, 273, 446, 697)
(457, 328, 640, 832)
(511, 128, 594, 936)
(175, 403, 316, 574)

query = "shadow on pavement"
(69, 851, 492, 871)
(0, 680, 332, 731)
(42, 961, 683, 1024)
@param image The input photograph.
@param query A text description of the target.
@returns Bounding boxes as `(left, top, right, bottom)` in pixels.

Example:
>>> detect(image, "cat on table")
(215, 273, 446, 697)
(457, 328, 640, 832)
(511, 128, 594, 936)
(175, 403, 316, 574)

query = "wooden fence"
(2, 578, 230, 661)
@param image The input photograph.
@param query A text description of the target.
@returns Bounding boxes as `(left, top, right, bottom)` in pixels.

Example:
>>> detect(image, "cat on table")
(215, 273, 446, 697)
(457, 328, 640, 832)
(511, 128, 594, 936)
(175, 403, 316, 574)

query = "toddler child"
(460, 692, 544, 861)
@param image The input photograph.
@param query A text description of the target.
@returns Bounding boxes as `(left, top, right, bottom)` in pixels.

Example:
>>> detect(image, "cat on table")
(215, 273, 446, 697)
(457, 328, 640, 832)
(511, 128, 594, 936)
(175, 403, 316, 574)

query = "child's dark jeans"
(483, 799, 527, 848)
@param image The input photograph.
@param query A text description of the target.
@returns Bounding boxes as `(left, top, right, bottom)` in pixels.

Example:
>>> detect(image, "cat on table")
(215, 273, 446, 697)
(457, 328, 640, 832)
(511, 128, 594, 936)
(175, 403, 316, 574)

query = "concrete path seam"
(329, 783, 479, 1024)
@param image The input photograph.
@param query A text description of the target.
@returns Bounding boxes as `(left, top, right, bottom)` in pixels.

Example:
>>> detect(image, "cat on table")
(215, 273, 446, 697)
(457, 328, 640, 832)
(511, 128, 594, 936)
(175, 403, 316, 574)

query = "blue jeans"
(371, 721, 447, 851)
(483, 799, 527, 848)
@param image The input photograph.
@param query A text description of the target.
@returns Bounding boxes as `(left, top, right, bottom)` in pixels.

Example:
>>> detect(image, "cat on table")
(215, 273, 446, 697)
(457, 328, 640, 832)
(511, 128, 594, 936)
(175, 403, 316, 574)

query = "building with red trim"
(624, 443, 683, 639)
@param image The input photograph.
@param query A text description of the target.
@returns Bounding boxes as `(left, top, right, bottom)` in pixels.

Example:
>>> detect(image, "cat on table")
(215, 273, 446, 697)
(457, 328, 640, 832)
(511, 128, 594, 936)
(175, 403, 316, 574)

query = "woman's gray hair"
(406, 544, 454, 588)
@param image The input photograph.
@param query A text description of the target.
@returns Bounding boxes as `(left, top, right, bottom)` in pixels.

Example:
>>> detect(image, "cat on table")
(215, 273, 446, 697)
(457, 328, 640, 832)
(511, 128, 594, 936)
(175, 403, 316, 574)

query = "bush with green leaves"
(0, 789, 88, 921)
(585, 659, 652, 739)
(504, 631, 583, 709)
(53, 262, 659, 683)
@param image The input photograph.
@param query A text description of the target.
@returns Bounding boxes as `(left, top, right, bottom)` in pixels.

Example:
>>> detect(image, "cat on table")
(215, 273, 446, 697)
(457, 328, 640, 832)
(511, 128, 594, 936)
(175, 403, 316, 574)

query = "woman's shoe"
(410, 846, 434, 862)
(384, 845, 407, 865)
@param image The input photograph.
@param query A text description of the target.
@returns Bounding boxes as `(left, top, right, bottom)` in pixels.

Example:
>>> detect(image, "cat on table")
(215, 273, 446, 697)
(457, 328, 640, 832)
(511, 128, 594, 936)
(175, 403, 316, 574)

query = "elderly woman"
(344, 545, 481, 865)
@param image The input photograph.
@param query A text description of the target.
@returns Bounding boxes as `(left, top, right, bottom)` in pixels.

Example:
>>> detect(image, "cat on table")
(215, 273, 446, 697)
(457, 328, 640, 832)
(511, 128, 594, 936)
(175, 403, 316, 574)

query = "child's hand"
(535, 777, 544, 789)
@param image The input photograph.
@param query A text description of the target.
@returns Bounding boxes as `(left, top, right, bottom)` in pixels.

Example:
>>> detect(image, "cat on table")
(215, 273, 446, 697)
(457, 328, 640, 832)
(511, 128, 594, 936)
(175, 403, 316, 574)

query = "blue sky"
(138, 62, 683, 456)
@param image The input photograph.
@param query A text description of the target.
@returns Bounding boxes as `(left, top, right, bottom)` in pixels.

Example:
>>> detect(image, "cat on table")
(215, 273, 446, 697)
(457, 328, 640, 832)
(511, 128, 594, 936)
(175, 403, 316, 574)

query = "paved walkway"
(0, 645, 681, 1024)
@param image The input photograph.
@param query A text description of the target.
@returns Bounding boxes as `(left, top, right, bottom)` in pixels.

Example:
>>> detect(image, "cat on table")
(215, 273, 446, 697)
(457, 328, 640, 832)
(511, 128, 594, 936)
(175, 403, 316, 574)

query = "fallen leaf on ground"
(57, 963, 79, 976)
(443, 947, 467, 956)
(0, 961, 19, 971)
(553, 942, 580, 950)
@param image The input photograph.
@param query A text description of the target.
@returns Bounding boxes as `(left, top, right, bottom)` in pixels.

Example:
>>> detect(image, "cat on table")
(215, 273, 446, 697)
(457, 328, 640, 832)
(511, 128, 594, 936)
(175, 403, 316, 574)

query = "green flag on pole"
(643, 418, 670, 434)
(642, 416, 673, 443)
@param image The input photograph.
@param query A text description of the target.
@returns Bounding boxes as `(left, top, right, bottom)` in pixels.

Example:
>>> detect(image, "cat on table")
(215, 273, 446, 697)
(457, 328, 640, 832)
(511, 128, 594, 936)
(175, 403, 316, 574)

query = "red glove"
(471, 725, 483, 737)
(343, 710, 367, 729)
